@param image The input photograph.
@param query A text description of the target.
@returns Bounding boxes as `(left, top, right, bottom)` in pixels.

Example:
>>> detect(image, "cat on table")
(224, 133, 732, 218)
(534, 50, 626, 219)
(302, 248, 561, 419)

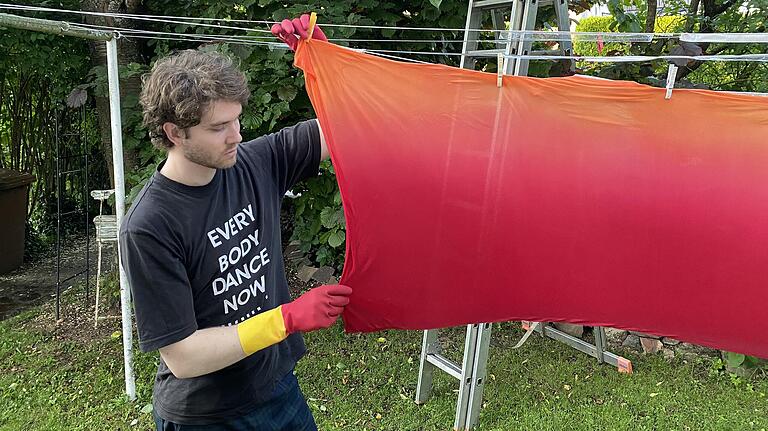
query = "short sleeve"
(120, 229, 198, 352)
(265, 120, 322, 194)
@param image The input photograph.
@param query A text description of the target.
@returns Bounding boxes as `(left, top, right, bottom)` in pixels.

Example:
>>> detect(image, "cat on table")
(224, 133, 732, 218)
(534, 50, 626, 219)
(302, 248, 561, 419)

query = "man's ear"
(162, 122, 186, 147)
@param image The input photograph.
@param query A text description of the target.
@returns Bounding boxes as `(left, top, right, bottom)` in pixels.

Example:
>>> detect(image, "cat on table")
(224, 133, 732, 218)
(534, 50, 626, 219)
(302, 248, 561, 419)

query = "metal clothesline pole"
(105, 34, 137, 402)
(0, 11, 136, 401)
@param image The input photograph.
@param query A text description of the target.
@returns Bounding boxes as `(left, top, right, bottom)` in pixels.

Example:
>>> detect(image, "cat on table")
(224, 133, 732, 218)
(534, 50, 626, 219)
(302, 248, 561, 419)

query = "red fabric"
(295, 40, 768, 358)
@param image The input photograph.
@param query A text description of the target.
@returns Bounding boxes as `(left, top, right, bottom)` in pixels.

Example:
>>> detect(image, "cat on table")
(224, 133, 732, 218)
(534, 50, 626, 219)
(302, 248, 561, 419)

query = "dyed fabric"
(294, 41, 768, 358)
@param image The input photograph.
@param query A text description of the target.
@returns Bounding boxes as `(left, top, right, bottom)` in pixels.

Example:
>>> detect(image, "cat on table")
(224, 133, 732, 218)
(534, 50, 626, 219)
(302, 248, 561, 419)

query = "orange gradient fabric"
(295, 41, 768, 358)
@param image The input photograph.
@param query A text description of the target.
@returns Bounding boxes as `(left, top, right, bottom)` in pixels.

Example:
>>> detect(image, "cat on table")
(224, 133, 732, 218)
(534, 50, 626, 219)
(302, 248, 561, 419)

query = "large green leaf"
(277, 86, 298, 102)
(328, 230, 346, 248)
(724, 352, 746, 368)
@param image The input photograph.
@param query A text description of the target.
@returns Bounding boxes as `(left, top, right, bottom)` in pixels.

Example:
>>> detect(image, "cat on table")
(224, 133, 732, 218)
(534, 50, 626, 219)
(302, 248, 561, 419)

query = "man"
(120, 16, 347, 431)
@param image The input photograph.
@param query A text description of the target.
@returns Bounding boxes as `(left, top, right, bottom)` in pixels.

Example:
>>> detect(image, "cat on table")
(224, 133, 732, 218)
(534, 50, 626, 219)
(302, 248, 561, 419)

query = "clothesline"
(3, 3, 768, 44)
(69, 20, 651, 45)
(33, 19, 768, 65)
(73, 20, 475, 44)
(71, 21, 285, 46)
(3, 5, 768, 66)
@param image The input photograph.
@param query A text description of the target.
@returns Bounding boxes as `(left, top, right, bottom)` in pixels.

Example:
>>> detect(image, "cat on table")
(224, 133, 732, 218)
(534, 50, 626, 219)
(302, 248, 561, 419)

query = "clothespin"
(497, 52, 504, 88)
(665, 63, 678, 100)
(307, 12, 318, 41)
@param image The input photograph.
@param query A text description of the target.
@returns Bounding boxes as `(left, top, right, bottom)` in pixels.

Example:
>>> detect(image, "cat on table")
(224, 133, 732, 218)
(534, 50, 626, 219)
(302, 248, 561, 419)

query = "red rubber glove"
(281, 284, 352, 333)
(271, 13, 328, 51)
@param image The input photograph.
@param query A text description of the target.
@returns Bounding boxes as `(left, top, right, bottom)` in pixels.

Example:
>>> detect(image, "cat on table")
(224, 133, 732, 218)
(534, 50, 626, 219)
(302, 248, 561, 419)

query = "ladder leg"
(466, 323, 493, 430)
(454, 324, 479, 430)
(460, 0, 483, 70)
(416, 329, 439, 404)
(514, 0, 540, 76)
(595, 326, 607, 364)
(554, 0, 575, 72)
(505, 0, 527, 74)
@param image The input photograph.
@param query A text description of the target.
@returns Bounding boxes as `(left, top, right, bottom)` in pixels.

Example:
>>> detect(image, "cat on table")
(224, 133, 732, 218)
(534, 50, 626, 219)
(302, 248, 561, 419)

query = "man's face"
(177, 100, 243, 169)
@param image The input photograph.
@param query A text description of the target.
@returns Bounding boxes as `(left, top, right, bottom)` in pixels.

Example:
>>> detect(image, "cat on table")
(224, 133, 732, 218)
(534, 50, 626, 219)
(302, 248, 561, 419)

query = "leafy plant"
(289, 161, 346, 270)
(723, 351, 767, 379)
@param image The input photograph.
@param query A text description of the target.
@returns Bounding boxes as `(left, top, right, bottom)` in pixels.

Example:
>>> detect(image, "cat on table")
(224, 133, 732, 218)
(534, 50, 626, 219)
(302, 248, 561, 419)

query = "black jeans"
(153, 372, 318, 431)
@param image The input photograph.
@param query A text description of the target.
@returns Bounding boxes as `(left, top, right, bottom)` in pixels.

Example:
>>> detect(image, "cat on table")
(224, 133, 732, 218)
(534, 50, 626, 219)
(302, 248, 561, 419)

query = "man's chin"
(218, 156, 237, 169)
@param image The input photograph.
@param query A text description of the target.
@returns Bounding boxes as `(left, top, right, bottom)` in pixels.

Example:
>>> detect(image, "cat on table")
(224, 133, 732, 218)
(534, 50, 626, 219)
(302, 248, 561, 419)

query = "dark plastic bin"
(0, 169, 35, 275)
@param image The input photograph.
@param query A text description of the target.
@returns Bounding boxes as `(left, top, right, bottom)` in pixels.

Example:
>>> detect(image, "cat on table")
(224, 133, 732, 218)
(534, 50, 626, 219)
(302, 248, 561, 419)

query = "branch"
(712, 0, 739, 16)
(645, 0, 658, 33)
(685, 0, 700, 32)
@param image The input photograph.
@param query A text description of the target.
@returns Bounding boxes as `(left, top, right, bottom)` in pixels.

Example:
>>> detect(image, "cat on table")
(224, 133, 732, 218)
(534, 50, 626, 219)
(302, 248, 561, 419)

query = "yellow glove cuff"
(236, 306, 288, 356)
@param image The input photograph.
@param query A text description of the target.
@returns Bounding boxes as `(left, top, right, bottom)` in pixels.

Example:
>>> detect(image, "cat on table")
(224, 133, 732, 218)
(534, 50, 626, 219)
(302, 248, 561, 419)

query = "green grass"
(0, 309, 157, 430)
(1, 309, 766, 430)
(300, 324, 768, 431)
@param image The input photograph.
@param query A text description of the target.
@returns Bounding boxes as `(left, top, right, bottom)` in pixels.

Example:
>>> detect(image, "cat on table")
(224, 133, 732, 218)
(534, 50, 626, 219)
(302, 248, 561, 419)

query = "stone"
(677, 343, 719, 359)
(661, 337, 680, 346)
(285, 248, 305, 259)
(553, 322, 584, 338)
(311, 266, 335, 283)
(283, 244, 301, 255)
(622, 334, 641, 349)
(640, 337, 663, 354)
(326, 276, 339, 285)
(603, 327, 628, 345)
(297, 265, 317, 283)
(662, 348, 675, 361)
(630, 331, 661, 339)
(290, 257, 312, 268)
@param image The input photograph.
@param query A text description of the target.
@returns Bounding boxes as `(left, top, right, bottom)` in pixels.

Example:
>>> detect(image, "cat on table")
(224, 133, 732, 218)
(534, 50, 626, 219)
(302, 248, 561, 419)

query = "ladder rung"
(465, 48, 507, 57)
(474, 0, 514, 9)
(426, 353, 462, 380)
(474, 0, 555, 8)
(464, 48, 569, 58)
(530, 50, 566, 55)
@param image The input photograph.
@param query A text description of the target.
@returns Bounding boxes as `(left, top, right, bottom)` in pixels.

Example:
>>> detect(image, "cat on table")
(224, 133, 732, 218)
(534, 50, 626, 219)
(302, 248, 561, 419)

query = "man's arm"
(159, 325, 244, 379)
(316, 119, 329, 161)
(158, 284, 351, 379)
(271, 18, 329, 162)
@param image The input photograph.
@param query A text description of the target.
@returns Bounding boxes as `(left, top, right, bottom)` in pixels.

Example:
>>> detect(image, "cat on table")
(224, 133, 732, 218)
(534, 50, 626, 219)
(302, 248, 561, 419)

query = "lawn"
(1, 292, 765, 431)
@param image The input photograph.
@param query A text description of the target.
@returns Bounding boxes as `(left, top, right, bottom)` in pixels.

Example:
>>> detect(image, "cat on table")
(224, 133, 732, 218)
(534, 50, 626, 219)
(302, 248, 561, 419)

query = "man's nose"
(229, 121, 242, 144)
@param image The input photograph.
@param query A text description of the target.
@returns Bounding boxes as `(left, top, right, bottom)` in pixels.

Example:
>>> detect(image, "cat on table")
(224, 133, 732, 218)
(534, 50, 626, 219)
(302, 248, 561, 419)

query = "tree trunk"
(645, 0, 658, 34)
(80, 0, 145, 188)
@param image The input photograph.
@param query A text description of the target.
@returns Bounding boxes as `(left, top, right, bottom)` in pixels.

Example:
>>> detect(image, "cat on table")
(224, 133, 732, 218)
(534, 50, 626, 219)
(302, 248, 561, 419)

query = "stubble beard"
(183, 143, 236, 170)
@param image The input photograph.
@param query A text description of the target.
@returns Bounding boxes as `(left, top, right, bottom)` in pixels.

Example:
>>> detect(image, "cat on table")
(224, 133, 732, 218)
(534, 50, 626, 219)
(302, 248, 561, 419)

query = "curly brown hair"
(139, 50, 251, 150)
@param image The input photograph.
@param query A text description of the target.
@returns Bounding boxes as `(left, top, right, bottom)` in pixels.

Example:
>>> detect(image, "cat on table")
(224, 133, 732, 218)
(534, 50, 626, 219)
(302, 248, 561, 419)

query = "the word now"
(223, 276, 266, 315)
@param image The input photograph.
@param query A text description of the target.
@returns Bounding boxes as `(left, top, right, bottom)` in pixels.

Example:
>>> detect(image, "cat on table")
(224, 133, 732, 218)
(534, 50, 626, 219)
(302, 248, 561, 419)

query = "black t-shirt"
(119, 120, 321, 425)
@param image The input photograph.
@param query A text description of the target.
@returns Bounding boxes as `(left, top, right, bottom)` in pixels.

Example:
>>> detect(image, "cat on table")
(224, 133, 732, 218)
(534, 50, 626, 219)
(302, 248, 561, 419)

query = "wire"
(3, 3, 767, 44)
(365, 49, 768, 63)
(3, 4, 768, 64)
(361, 50, 436, 64)
(73, 21, 275, 41)
(680, 33, 768, 43)
(122, 33, 287, 48)
(0, 3, 273, 33)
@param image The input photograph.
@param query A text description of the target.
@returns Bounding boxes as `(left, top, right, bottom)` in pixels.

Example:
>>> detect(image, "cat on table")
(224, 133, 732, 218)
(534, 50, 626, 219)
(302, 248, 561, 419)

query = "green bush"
(289, 161, 346, 271)
(574, 16, 630, 57)
(574, 15, 685, 57)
